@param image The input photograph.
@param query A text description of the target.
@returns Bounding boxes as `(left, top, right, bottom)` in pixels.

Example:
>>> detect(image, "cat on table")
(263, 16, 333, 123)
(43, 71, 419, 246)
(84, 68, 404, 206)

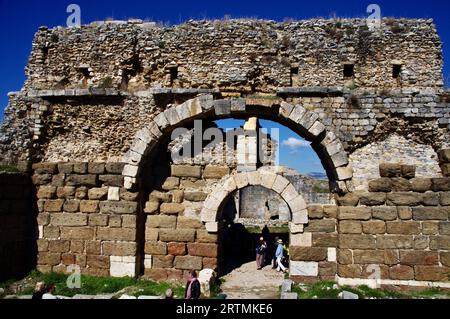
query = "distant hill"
(307, 172, 328, 179)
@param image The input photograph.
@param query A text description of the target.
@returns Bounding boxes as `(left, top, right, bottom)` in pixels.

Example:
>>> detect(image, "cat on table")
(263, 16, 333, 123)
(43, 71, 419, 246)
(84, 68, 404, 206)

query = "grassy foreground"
(291, 280, 450, 299)
(0, 270, 185, 298)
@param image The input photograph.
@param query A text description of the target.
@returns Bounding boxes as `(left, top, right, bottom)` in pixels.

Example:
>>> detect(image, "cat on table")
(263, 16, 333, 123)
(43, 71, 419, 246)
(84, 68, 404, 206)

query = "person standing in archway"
(256, 236, 267, 270)
(275, 239, 287, 273)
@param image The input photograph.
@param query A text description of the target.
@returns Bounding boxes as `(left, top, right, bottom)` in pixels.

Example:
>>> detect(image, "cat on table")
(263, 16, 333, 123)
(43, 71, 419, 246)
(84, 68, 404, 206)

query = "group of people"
(256, 236, 289, 273)
(32, 282, 58, 299)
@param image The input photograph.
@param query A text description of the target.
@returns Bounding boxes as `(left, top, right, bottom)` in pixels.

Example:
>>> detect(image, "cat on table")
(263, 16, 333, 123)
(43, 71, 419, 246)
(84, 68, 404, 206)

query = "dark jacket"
(184, 279, 201, 299)
(32, 291, 44, 300)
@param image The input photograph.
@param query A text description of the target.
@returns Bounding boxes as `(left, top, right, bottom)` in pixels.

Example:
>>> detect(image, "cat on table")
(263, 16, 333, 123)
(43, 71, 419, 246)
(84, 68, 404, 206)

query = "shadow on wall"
(0, 172, 38, 282)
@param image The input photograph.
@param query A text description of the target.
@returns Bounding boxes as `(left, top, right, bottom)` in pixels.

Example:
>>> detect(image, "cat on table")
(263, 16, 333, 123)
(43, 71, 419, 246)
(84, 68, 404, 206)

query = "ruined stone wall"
(24, 19, 443, 92)
(0, 173, 37, 281)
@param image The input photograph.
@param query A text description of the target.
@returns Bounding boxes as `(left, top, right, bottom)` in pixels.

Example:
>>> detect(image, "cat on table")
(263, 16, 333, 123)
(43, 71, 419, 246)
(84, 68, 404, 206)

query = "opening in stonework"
(392, 64, 402, 79)
(343, 63, 354, 78)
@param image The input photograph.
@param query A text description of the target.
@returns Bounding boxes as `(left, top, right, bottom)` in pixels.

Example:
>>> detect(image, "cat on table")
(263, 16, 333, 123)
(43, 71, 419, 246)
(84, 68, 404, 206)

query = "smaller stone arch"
(200, 168, 308, 233)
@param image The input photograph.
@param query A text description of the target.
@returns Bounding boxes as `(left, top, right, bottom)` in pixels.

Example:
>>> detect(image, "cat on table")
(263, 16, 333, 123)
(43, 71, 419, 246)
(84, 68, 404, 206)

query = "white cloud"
(281, 137, 310, 151)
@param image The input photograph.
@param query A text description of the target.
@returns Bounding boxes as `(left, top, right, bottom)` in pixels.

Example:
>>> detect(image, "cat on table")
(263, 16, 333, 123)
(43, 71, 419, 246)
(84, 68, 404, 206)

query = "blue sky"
(0, 0, 449, 175)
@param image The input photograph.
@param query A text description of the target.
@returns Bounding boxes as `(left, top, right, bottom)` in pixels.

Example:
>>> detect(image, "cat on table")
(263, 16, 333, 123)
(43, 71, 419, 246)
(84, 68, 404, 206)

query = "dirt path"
(220, 261, 285, 299)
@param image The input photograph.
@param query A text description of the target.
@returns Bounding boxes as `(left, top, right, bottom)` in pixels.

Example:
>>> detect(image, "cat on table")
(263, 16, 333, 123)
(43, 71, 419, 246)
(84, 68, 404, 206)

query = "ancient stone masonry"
(0, 18, 449, 288)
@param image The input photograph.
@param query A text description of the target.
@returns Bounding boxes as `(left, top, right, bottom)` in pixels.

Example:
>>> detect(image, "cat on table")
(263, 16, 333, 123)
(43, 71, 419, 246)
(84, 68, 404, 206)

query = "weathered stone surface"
(146, 215, 176, 228)
(171, 165, 202, 178)
(401, 165, 416, 179)
(149, 191, 172, 203)
(177, 216, 203, 229)
(99, 175, 123, 187)
(414, 266, 450, 281)
(88, 187, 108, 200)
(391, 178, 411, 192)
(196, 230, 218, 243)
(429, 236, 450, 250)
(161, 177, 180, 190)
(304, 220, 335, 233)
(203, 165, 230, 179)
(399, 251, 438, 265)
(289, 261, 318, 277)
(88, 163, 105, 174)
(99, 201, 138, 214)
(336, 193, 359, 206)
(362, 220, 386, 234)
(412, 207, 449, 220)
(50, 213, 88, 226)
(102, 242, 136, 256)
(386, 221, 420, 234)
(144, 241, 167, 255)
(96, 227, 136, 241)
(152, 255, 174, 268)
(187, 243, 218, 258)
(353, 250, 385, 264)
(37, 186, 57, 199)
(160, 203, 185, 215)
(159, 229, 195, 242)
(57, 186, 76, 198)
(338, 207, 371, 220)
(368, 178, 392, 192)
(389, 265, 414, 280)
(339, 221, 362, 234)
(422, 192, 440, 206)
(440, 252, 450, 267)
(167, 243, 186, 256)
(376, 235, 413, 249)
(48, 240, 70, 253)
(66, 174, 97, 187)
(290, 233, 312, 247)
(337, 249, 353, 264)
(339, 235, 376, 249)
(80, 200, 99, 213)
(171, 190, 184, 203)
(290, 247, 327, 261)
(174, 256, 202, 270)
(410, 178, 432, 192)
(44, 199, 64, 212)
(60, 227, 94, 240)
(431, 178, 450, 191)
(371, 207, 398, 221)
(379, 163, 402, 177)
(358, 192, 386, 206)
(387, 192, 422, 206)
(440, 192, 450, 206)
(33, 163, 57, 174)
(397, 206, 412, 220)
(144, 201, 159, 214)
(184, 191, 208, 202)
(439, 222, 450, 235)
(307, 205, 324, 219)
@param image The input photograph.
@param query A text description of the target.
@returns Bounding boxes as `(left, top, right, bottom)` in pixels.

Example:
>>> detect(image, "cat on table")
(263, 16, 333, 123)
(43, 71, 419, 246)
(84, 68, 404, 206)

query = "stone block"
(289, 223, 304, 234)
(431, 178, 450, 191)
(337, 249, 353, 264)
(88, 187, 108, 200)
(149, 190, 172, 203)
(96, 227, 136, 241)
(107, 187, 120, 201)
(110, 257, 136, 277)
(292, 209, 308, 224)
(177, 216, 203, 229)
(410, 178, 432, 192)
(234, 173, 249, 189)
(33, 163, 57, 174)
(371, 207, 397, 221)
(203, 165, 230, 179)
(57, 163, 74, 174)
(80, 200, 99, 213)
(391, 178, 411, 192)
(38, 252, 61, 266)
(37, 186, 57, 199)
(412, 207, 449, 220)
(105, 163, 125, 174)
(387, 192, 422, 206)
(362, 220, 386, 234)
(50, 213, 88, 226)
(171, 165, 201, 178)
(438, 149, 450, 163)
(44, 199, 64, 212)
(306, 205, 324, 219)
(144, 201, 159, 214)
(159, 229, 195, 242)
(379, 163, 402, 177)
(386, 221, 420, 234)
(335, 193, 359, 206)
(99, 201, 138, 214)
(88, 163, 105, 174)
(399, 251, 439, 265)
(99, 175, 123, 187)
(440, 192, 450, 206)
(401, 165, 416, 179)
(422, 192, 440, 206)
(289, 261, 318, 277)
(339, 221, 362, 234)
(290, 233, 312, 247)
(389, 265, 414, 280)
(290, 247, 327, 261)
(160, 203, 185, 215)
(60, 227, 94, 240)
(339, 234, 376, 249)
(368, 178, 392, 192)
(184, 191, 208, 202)
(353, 250, 385, 264)
(397, 206, 412, 220)
(187, 243, 218, 258)
(144, 241, 167, 255)
(145, 228, 159, 241)
(336, 166, 352, 180)
(272, 175, 289, 193)
(174, 256, 202, 270)
(146, 215, 176, 228)
(358, 192, 386, 206)
(414, 266, 450, 281)
(168, 243, 186, 256)
(66, 174, 97, 187)
(338, 207, 371, 220)
(48, 240, 70, 253)
(376, 235, 413, 249)
(197, 230, 218, 243)
(304, 220, 335, 233)
(57, 186, 76, 199)
(102, 242, 136, 256)
(162, 177, 180, 190)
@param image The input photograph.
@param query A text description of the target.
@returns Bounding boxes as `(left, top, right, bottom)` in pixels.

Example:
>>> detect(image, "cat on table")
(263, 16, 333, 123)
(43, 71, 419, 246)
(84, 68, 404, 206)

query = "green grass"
(291, 280, 449, 299)
(0, 165, 19, 173)
(2, 270, 184, 298)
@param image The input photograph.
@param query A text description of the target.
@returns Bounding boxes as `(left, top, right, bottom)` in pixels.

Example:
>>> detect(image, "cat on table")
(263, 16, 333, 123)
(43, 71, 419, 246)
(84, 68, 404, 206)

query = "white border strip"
(336, 276, 450, 289)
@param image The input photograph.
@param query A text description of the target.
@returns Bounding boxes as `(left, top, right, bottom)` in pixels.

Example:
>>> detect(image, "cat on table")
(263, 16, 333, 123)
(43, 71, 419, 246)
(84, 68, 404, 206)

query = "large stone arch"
(122, 94, 352, 192)
(200, 168, 308, 232)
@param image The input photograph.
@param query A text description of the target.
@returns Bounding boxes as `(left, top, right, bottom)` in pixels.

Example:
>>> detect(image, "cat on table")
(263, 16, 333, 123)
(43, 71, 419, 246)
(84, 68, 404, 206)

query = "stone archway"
(199, 168, 308, 233)
(121, 94, 352, 193)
